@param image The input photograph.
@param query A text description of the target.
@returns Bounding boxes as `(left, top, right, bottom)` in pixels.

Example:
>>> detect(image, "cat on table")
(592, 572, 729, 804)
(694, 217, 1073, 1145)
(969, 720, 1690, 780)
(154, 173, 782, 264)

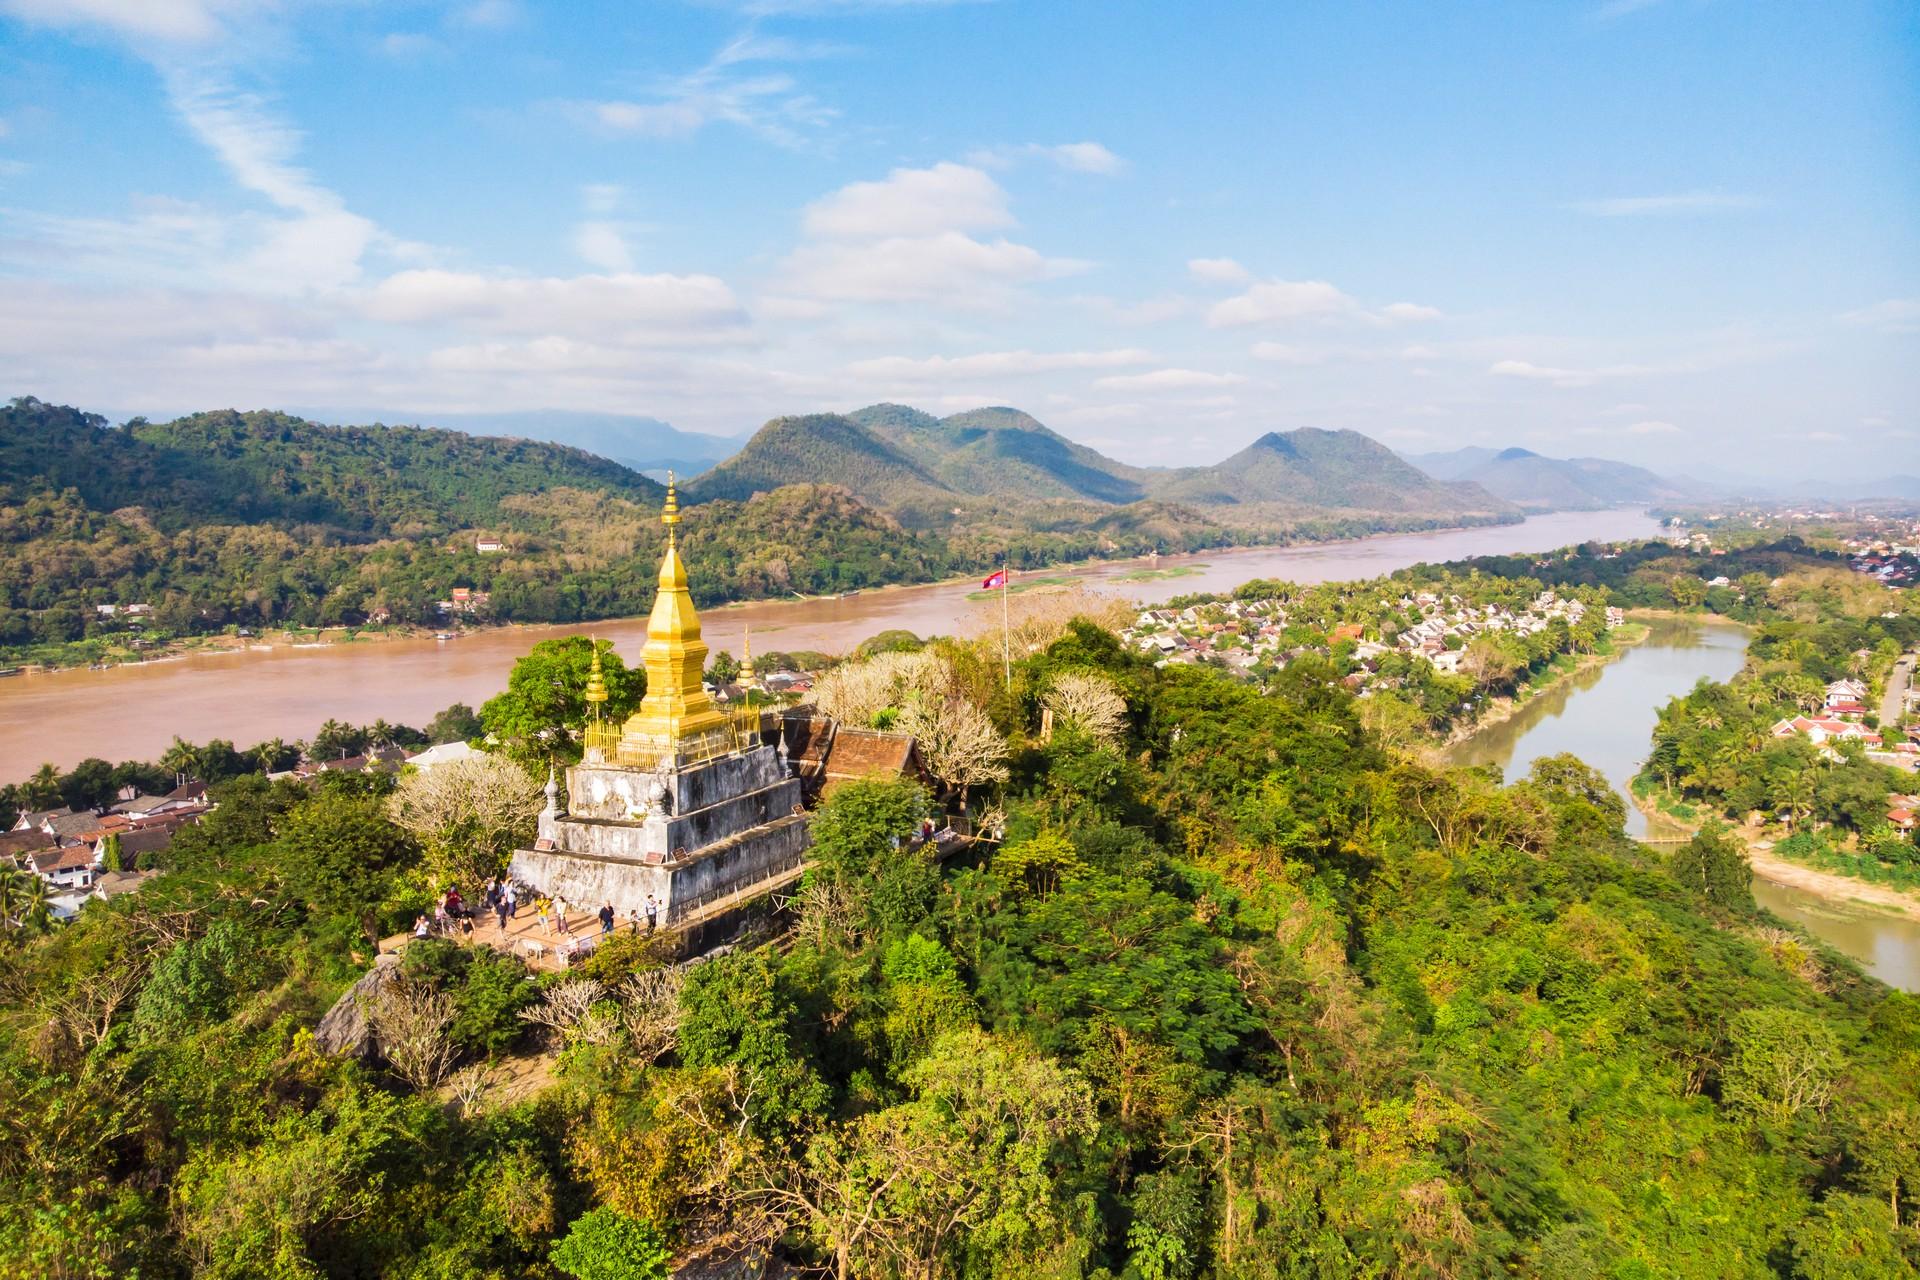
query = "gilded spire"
(662, 470, 681, 551)
(619, 480, 731, 764)
(585, 638, 608, 714)
(740, 625, 756, 687)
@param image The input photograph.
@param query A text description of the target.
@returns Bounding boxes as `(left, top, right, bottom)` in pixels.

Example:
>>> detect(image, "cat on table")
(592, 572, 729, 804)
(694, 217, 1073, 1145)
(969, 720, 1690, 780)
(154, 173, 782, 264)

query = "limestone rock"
(314, 953, 400, 1059)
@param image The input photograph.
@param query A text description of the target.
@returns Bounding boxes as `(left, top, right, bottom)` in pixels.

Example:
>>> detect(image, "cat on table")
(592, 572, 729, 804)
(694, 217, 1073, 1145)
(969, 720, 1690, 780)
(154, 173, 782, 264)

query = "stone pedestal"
(508, 743, 807, 925)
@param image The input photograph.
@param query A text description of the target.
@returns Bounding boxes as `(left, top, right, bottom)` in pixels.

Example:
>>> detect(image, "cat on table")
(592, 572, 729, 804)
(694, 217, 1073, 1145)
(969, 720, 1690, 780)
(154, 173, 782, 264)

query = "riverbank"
(1632, 793, 1920, 923)
(1437, 621, 1652, 749)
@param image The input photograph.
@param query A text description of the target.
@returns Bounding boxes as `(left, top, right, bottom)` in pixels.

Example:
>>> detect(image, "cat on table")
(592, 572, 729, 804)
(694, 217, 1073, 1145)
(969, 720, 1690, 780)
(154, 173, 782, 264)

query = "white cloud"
(1488, 359, 1598, 388)
(1249, 342, 1328, 365)
(1094, 368, 1247, 391)
(378, 32, 445, 59)
(1187, 257, 1249, 284)
(1624, 419, 1680, 435)
(1805, 430, 1845, 443)
(572, 222, 633, 271)
(803, 162, 1012, 239)
(0, 0, 248, 43)
(366, 269, 748, 342)
(966, 141, 1125, 175)
(1208, 278, 1357, 327)
(1075, 294, 1190, 325)
(452, 0, 520, 29)
(1206, 277, 1437, 328)
(1568, 191, 1763, 216)
(781, 232, 1084, 303)
(847, 348, 1153, 381)
(779, 163, 1082, 305)
(1379, 301, 1442, 323)
(1838, 299, 1920, 333)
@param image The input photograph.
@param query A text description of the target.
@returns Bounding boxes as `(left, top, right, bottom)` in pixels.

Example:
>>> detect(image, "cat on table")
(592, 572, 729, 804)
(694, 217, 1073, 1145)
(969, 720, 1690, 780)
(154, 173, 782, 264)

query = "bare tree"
(367, 978, 459, 1090)
(814, 650, 953, 727)
(617, 967, 686, 1064)
(1042, 671, 1127, 745)
(446, 1063, 493, 1116)
(387, 751, 543, 890)
(897, 697, 1008, 810)
(518, 976, 606, 1046)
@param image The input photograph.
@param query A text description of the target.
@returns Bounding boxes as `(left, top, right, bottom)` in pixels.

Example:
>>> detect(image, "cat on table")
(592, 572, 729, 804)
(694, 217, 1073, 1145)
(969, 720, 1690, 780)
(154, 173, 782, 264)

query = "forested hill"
(1154, 427, 1508, 517)
(0, 397, 663, 535)
(0, 398, 953, 653)
(1407, 444, 1698, 510)
(689, 404, 1513, 527)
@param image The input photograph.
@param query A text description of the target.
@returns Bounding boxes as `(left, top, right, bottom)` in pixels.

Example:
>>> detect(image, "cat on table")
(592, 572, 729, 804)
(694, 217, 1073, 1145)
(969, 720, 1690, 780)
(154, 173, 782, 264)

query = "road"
(1885, 654, 1915, 729)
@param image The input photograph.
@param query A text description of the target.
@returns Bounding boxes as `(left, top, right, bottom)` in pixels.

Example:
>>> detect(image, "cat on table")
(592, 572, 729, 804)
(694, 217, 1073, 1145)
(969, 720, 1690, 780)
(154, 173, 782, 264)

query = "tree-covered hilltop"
(3, 603, 1916, 1277)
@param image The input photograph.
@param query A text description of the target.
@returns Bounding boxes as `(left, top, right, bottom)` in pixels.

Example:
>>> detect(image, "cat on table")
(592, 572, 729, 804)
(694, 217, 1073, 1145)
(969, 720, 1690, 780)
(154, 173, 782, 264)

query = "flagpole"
(1001, 557, 1011, 689)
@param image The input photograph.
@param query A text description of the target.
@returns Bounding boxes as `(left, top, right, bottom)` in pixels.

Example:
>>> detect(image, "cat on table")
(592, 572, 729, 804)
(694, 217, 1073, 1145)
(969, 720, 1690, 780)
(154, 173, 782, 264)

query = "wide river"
(0, 509, 1657, 776)
(1447, 616, 1920, 991)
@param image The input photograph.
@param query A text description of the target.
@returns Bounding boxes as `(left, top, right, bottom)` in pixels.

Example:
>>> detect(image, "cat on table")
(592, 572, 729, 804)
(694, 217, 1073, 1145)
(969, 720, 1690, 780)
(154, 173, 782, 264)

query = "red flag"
(982, 569, 1007, 590)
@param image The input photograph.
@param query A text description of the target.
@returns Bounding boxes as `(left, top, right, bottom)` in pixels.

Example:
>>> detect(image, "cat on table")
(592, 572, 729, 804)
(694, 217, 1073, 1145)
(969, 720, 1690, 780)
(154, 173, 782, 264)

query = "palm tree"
(18, 874, 50, 934)
(0, 869, 21, 934)
(159, 736, 202, 782)
(1772, 766, 1817, 833)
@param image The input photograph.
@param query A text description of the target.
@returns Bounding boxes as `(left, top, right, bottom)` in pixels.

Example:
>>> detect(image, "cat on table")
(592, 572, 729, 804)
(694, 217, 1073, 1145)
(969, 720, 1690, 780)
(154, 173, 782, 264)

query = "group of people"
(409, 878, 665, 948)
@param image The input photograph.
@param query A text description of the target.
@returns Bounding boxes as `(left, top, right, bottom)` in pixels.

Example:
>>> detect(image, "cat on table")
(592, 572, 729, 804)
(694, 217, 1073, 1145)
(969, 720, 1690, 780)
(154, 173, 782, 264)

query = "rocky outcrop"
(313, 953, 400, 1059)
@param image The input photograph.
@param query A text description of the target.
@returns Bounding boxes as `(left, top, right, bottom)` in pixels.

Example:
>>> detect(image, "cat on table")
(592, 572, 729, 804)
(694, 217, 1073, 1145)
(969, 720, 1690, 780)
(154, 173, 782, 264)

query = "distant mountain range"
(289, 407, 741, 480)
(693, 403, 1512, 528)
(1404, 445, 1700, 511)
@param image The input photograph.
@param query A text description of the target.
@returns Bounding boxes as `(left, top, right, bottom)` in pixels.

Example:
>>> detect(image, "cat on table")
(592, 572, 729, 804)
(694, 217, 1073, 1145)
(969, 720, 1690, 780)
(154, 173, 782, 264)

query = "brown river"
(0, 509, 1657, 776)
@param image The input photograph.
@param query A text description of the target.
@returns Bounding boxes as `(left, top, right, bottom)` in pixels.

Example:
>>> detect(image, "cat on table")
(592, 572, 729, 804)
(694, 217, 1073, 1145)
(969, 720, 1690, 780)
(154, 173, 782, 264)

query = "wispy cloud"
(576, 32, 838, 147)
(1837, 298, 1920, 333)
(1568, 191, 1763, 217)
(1094, 367, 1246, 391)
(1593, 0, 1666, 20)
(966, 141, 1126, 175)
(847, 348, 1153, 382)
(1187, 257, 1249, 284)
(1208, 278, 1441, 328)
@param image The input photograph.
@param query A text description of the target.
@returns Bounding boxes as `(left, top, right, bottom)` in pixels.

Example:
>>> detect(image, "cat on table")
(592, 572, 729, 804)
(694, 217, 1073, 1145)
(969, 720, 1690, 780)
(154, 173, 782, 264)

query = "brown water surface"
(0, 509, 1656, 775)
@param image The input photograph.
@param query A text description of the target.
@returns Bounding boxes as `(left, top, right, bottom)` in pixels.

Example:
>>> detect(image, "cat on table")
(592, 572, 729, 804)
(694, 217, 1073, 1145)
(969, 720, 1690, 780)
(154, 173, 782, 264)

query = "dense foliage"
(3, 604, 1916, 1277)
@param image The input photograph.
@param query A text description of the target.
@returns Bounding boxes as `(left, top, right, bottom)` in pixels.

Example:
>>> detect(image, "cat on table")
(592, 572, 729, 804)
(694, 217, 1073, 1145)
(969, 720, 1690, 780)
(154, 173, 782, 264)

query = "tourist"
(645, 893, 659, 932)
(536, 896, 552, 936)
(598, 901, 614, 935)
(626, 905, 641, 936)
(433, 901, 450, 934)
(555, 899, 571, 936)
(503, 884, 518, 918)
(412, 914, 430, 940)
(493, 895, 509, 934)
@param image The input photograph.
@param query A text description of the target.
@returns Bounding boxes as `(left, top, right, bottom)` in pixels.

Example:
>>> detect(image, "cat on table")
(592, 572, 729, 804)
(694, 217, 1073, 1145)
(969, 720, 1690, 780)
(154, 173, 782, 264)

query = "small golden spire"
(585, 637, 608, 717)
(662, 470, 681, 550)
(740, 625, 756, 687)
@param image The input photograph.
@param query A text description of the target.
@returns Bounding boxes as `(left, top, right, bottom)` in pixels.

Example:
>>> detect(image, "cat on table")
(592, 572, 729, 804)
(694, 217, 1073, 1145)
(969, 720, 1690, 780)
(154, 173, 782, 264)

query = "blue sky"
(0, 1, 1913, 478)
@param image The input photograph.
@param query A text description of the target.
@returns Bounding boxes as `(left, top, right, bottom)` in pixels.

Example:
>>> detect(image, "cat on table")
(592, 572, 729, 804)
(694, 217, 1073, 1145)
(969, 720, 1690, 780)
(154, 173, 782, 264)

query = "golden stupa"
(616, 475, 734, 764)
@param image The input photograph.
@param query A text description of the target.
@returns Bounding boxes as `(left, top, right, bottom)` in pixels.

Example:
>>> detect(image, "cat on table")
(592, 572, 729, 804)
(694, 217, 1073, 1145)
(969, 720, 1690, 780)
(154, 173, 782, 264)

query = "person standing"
(645, 893, 659, 933)
(494, 893, 510, 934)
(598, 901, 615, 935)
(504, 883, 518, 919)
(536, 896, 552, 936)
(626, 905, 641, 936)
(555, 898, 570, 936)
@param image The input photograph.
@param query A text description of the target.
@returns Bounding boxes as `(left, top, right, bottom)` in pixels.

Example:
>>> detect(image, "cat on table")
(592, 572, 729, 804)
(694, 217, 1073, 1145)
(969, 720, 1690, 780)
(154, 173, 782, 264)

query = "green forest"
(3, 601, 1917, 1278)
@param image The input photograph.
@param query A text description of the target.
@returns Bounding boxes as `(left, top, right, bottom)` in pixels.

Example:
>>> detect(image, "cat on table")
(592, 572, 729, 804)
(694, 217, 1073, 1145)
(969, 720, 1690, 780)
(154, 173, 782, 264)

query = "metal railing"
(667, 846, 808, 924)
(582, 706, 769, 770)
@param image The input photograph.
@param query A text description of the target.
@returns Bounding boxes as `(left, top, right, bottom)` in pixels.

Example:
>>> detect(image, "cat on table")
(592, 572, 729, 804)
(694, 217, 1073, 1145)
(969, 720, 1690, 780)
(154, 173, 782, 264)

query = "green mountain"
(1151, 428, 1511, 517)
(1407, 445, 1696, 510)
(0, 398, 951, 651)
(294, 408, 742, 480)
(0, 397, 665, 536)
(685, 413, 954, 515)
(849, 403, 1152, 504)
(692, 406, 1511, 527)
